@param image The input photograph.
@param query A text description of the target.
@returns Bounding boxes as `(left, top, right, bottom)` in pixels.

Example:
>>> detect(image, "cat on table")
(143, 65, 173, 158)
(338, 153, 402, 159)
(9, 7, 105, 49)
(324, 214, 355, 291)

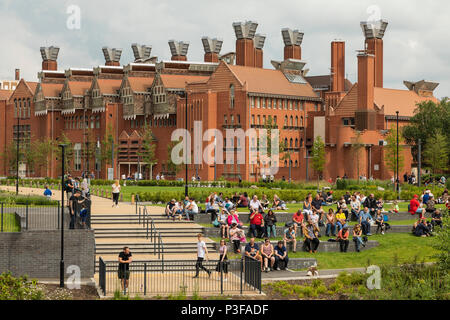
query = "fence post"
(57, 202, 60, 230)
(240, 258, 243, 295)
(144, 263, 147, 296)
(220, 264, 224, 295)
(1, 203, 3, 232)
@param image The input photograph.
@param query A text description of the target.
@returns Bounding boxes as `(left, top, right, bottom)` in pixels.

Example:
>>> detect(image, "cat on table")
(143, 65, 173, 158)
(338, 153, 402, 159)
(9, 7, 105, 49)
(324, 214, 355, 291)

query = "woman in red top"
(250, 209, 264, 238)
(409, 195, 424, 217)
(336, 227, 350, 252)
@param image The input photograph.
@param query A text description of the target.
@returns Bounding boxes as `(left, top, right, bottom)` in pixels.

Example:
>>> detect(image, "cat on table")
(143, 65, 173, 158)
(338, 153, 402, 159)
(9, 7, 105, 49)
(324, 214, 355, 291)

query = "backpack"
(285, 222, 294, 228)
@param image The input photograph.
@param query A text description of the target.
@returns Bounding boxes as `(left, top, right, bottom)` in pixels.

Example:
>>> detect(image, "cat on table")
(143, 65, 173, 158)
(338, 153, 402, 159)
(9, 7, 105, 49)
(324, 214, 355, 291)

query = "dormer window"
(229, 84, 235, 109)
(153, 84, 166, 104)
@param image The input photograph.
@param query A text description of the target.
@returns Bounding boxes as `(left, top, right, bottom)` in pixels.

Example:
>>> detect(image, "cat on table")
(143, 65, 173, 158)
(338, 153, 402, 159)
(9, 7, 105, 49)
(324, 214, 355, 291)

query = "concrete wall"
(0, 229, 95, 280)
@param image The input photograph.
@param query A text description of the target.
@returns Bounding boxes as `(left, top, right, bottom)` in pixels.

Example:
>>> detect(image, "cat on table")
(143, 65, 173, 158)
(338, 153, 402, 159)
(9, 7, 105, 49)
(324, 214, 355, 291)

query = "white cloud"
(0, 0, 448, 98)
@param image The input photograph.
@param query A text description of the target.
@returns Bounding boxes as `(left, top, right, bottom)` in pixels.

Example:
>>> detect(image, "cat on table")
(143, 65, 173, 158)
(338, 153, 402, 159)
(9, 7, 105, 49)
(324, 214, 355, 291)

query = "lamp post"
(16, 114, 20, 195)
(184, 92, 188, 197)
(418, 138, 422, 187)
(58, 144, 67, 288)
(396, 111, 400, 200)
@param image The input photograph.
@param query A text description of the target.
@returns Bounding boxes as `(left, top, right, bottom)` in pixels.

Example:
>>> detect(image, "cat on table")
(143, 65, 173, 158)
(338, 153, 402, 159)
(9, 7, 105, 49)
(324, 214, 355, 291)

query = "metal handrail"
(141, 205, 164, 261)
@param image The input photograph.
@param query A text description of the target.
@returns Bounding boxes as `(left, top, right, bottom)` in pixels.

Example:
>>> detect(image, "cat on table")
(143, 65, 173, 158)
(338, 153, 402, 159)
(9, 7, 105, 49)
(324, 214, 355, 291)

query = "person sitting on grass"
(274, 241, 289, 271)
(409, 194, 424, 218)
(245, 238, 263, 268)
(292, 210, 304, 235)
(264, 210, 277, 238)
(249, 195, 264, 213)
(272, 194, 287, 210)
(337, 196, 349, 220)
(388, 200, 399, 214)
(185, 198, 199, 221)
(206, 198, 220, 222)
(376, 197, 384, 212)
(350, 195, 361, 221)
(412, 218, 432, 237)
(260, 238, 275, 273)
(165, 199, 176, 219)
(431, 209, 443, 229)
(375, 210, 386, 234)
(249, 208, 264, 238)
(227, 209, 242, 228)
(425, 195, 436, 215)
(352, 224, 365, 252)
(173, 201, 184, 221)
(283, 225, 297, 253)
(359, 206, 373, 236)
(336, 226, 350, 253)
(363, 193, 377, 216)
(325, 208, 336, 237)
(303, 195, 313, 216)
(229, 223, 244, 254)
(218, 208, 230, 239)
(236, 192, 249, 208)
(224, 197, 234, 212)
(311, 194, 325, 225)
(302, 220, 320, 254)
(260, 194, 270, 210)
(335, 208, 347, 233)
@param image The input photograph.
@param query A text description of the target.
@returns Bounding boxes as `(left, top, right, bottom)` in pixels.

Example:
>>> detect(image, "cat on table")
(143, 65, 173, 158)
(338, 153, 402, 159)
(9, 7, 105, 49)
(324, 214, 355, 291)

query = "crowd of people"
(62, 173, 91, 229)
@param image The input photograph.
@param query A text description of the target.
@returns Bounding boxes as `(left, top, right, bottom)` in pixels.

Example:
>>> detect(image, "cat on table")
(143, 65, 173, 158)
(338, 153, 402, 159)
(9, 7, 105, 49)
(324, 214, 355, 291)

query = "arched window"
(229, 84, 235, 109)
(295, 138, 298, 148)
(284, 160, 288, 167)
(284, 116, 288, 126)
(295, 116, 299, 127)
(295, 160, 298, 167)
(273, 116, 277, 125)
(300, 116, 304, 126)
(290, 116, 293, 126)
(290, 138, 293, 148)
(300, 138, 303, 147)
(14, 99, 17, 118)
(284, 138, 288, 147)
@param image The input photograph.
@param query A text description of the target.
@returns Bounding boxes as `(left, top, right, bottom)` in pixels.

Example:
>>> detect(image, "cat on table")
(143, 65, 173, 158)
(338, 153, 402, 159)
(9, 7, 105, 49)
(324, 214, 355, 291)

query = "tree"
(83, 128, 97, 173)
(58, 133, 74, 173)
(384, 127, 404, 182)
(167, 139, 181, 176)
(423, 132, 449, 174)
(1, 141, 23, 175)
(403, 98, 450, 165)
(100, 123, 117, 167)
(351, 131, 364, 183)
(311, 135, 325, 188)
(138, 124, 157, 179)
(33, 137, 58, 176)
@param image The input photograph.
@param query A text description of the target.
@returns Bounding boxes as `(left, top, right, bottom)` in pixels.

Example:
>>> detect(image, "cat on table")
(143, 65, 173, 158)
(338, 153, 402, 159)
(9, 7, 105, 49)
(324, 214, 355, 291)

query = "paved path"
(261, 267, 367, 281)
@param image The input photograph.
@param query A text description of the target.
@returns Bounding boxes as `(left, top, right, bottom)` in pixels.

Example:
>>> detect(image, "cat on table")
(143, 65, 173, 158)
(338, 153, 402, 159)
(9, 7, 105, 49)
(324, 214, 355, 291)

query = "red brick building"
(0, 20, 439, 181)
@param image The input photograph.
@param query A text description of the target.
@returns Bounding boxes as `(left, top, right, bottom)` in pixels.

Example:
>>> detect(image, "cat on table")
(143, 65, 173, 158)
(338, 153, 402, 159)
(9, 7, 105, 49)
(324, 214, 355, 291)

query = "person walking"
(118, 247, 132, 294)
(215, 239, 228, 281)
(111, 180, 121, 208)
(193, 234, 211, 278)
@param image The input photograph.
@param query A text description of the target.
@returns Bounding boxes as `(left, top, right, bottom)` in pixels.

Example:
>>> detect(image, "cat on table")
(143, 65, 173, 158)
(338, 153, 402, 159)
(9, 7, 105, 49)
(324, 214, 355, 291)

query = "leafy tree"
(138, 124, 157, 179)
(351, 131, 364, 183)
(100, 123, 117, 167)
(311, 135, 325, 187)
(57, 133, 74, 173)
(83, 128, 97, 172)
(1, 141, 24, 175)
(167, 139, 181, 176)
(423, 132, 449, 174)
(403, 98, 450, 163)
(384, 127, 404, 181)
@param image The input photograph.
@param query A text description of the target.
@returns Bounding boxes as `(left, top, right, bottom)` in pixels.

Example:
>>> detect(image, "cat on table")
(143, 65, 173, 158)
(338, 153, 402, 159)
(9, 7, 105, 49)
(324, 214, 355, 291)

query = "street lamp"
(184, 92, 188, 197)
(16, 113, 20, 195)
(396, 111, 400, 200)
(58, 143, 68, 288)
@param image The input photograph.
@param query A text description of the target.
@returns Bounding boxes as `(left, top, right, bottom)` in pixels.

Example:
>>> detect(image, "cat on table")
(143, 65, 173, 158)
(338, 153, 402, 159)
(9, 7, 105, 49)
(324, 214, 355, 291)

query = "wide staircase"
(91, 206, 218, 269)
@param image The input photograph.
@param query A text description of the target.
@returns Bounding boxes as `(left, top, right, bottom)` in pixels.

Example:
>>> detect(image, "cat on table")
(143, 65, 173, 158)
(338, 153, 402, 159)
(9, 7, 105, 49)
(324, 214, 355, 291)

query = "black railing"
(97, 258, 262, 297)
(139, 205, 164, 260)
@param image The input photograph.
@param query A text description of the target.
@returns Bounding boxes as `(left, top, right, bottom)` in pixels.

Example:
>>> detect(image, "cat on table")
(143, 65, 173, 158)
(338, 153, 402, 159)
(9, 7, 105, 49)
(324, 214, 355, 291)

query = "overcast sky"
(0, 0, 448, 98)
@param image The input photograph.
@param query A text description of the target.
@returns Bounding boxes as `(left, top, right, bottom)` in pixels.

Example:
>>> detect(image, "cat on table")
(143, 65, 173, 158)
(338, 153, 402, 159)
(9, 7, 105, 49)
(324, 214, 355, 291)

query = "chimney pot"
(102, 47, 122, 66)
(281, 28, 303, 60)
(202, 37, 223, 63)
(40, 46, 60, 70)
(233, 21, 259, 67)
(15, 69, 20, 81)
(168, 40, 189, 61)
(131, 44, 152, 63)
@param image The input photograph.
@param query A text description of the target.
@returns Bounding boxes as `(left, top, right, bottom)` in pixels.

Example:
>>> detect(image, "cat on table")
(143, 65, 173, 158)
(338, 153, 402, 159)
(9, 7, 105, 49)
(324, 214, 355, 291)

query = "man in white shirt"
(249, 195, 263, 213)
(186, 199, 199, 220)
(193, 233, 211, 278)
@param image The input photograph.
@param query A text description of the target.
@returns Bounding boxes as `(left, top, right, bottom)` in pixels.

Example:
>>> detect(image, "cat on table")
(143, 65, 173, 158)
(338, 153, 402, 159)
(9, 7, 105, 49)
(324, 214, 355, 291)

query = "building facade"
(0, 20, 439, 181)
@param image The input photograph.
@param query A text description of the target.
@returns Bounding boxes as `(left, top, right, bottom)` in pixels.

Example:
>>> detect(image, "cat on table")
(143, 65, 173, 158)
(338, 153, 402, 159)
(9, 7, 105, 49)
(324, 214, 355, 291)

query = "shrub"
(0, 272, 43, 300)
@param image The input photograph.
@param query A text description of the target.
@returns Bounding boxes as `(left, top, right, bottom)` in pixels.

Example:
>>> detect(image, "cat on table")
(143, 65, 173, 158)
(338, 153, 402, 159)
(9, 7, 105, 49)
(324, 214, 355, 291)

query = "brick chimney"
(281, 28, 303, 60)
(331, 41, 345, 92)
(233, 21, 258, 67)
(201, 37, 223, 63)
(40, 46, 60, 71)
(15, 69, 20, 81)
(168, 40, 189, 61)
(102, 47, 122, 66)
(360, 20, 388, 88)
(253, 34, 266, 68)
(131, 44, 152, 63)
(355, 52, 376, 131)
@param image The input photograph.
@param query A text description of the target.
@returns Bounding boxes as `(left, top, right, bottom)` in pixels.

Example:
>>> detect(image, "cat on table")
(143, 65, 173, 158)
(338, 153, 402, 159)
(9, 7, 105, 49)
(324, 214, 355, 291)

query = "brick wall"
(0, 229, 95, 279)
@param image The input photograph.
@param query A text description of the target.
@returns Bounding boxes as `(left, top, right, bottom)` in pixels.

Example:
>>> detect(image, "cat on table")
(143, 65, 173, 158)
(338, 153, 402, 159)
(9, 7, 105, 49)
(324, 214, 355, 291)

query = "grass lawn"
(208, 233, 438, 270)
(1, 213, 21, 232)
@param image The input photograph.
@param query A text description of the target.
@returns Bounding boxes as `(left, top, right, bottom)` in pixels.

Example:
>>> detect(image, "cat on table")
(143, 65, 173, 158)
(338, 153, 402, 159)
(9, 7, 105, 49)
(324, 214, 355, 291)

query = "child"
(389, 200, 399, 214)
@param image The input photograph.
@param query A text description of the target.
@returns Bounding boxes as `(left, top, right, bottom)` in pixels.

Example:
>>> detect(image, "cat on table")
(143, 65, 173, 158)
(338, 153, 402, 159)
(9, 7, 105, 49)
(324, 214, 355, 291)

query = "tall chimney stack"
(360, 20, 388, 88)
(331, 41, 345, 92)
(201, 37, 223, 63)
(102, 47, 122, 66)
(281, 28, 303, 60)
(15, 69, 20, 81)
(40, 46, 60, 71)
(355, 52, 376, 131)
(233, 21, 258, 67)
(168, 40, 189, 61)
(253, 34, 266, 68)
(131, 44, 152, 63)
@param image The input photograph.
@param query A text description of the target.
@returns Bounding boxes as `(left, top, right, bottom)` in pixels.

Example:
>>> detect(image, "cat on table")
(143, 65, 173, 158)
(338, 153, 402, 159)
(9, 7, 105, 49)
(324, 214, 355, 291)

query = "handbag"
(212, 219, 220, 228)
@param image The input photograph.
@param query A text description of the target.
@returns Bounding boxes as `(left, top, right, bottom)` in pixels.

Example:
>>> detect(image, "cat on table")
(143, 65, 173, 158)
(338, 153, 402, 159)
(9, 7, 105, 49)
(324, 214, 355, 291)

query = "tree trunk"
(149, 165, 153, 181)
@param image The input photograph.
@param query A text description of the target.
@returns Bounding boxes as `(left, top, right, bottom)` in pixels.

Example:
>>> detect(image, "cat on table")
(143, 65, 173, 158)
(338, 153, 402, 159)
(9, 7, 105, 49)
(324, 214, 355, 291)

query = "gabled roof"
(0, 89, 12, 100)
(227, 64, 319, 98)
(67, 81, 91, 96)
(128, 77, 155, 92)
(40, 83, 64, 98)
(160, 74, 210, 89)
(374, 87, 439, 117)
(97, 78, 122, 95)
(25, 82, 39, 94)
